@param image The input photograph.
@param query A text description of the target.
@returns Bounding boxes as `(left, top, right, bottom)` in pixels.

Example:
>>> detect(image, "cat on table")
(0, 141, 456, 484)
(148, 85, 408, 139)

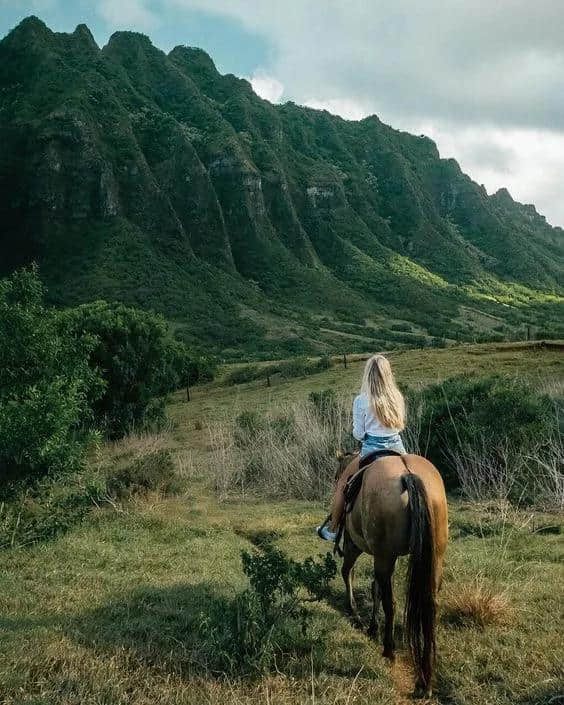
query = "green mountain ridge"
(0, 16, 562, 357)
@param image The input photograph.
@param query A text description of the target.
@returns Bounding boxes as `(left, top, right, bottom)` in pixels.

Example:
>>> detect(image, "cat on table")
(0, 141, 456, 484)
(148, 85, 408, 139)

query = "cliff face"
(0, 17, 562, 355)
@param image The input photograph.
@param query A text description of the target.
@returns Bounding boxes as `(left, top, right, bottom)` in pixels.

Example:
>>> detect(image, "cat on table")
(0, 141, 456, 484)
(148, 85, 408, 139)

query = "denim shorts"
(360, 433, 406, 458)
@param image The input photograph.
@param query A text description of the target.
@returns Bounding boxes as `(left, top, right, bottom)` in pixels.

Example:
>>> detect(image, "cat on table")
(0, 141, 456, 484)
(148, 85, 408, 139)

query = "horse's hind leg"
(374, 558, 397, 660)
(342, 531, 362, 626)
(367, 578, 381, 638)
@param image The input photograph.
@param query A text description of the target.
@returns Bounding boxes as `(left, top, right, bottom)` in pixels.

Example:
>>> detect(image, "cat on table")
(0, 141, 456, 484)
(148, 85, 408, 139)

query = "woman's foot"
(317, 525, 337, 542)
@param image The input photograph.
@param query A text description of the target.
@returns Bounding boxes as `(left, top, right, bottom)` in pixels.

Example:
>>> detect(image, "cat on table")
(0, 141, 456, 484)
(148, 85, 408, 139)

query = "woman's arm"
(352, 396, 365, 441)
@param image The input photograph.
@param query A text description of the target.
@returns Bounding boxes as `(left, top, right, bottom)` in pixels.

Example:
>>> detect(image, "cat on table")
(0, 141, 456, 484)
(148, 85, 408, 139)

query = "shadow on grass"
(59, 581, 376, 681)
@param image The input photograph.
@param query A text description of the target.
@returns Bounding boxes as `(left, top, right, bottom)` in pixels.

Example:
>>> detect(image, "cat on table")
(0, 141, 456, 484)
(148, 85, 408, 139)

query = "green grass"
(1, 342, 563, 704)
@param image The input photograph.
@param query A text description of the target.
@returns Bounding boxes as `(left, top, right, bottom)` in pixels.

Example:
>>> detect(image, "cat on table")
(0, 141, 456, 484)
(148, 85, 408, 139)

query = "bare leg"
(330, 455, 359, 531)
(342, 530, 362, 625)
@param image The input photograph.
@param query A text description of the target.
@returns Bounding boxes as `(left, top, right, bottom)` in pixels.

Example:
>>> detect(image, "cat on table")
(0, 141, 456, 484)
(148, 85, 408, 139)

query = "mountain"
(0, 17, 562, 358)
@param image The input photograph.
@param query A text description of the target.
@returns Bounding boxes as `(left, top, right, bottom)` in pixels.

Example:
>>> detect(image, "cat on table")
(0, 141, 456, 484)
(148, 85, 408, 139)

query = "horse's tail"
(402, 471, 436, 693)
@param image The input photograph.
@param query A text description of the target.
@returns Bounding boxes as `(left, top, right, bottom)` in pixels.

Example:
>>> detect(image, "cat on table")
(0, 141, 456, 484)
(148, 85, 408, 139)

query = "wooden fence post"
(343, 353, 347, 369)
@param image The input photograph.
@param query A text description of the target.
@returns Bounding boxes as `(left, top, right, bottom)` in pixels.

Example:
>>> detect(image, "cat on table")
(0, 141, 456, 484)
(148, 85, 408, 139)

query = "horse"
(336, 451, 448, 697)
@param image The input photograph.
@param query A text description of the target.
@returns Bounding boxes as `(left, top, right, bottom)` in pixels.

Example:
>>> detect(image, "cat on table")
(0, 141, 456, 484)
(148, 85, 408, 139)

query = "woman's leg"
(330, 455, 360, 531)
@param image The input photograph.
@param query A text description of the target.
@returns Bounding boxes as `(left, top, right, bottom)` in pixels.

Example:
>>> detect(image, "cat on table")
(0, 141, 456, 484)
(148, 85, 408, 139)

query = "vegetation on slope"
(1, 343, 563, 704)
(0, 17, 563, 358)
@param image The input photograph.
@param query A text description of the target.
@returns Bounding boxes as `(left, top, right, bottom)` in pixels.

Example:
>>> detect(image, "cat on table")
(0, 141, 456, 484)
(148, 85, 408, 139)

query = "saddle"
(334, 448, 404, 556)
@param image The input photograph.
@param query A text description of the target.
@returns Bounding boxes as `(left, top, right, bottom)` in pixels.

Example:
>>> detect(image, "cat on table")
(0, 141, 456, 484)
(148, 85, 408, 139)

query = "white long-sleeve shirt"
(352, 394, 400, 441)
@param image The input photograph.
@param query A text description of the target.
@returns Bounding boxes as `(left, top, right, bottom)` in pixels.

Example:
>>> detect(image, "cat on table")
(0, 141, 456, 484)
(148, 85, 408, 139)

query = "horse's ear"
(335, 449, 344, 460)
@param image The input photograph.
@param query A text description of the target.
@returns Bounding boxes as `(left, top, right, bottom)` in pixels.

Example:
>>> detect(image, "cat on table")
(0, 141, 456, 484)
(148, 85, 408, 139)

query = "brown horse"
(338, 452, 448, 697)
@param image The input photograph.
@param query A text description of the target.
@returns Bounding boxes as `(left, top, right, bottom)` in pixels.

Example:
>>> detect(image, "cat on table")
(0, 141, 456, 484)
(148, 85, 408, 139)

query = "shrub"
(105, 449, 181, 498)
(62, 301, 179, 438)
(0, 466, 106, 548)
(0, 267, 102, 494)
(200, 544, 336, 675)
(225, 365, 261, 386)
(1, 433, 183, 548)
(409, 374, 561, 501)
(225, 356, 333, 387)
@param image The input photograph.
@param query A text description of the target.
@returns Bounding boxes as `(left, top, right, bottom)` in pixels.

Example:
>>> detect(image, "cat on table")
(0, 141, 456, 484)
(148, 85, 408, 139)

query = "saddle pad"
(358, 447, 403, 470)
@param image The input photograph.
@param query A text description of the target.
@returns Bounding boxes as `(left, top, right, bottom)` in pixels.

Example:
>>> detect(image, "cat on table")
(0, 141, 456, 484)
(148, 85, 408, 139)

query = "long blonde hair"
(360, 354, 405, 430)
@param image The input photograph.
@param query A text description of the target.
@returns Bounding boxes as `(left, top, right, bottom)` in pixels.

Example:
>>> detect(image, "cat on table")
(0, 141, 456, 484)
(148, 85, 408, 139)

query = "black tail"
(402, 472, 436, 693)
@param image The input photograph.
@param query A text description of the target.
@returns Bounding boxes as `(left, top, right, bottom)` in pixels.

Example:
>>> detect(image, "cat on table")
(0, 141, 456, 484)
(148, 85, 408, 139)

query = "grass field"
(1, 343, 563, 704)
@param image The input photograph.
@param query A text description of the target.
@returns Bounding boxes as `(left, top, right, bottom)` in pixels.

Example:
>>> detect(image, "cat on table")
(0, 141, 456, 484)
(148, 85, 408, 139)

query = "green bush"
(200, 544, 336, 675)
(0, 466, 106, 548)
(225, 356, 333, 387)
(225, 365, 261, 386)
(1, 445, 183, 549)
(106, 449, 181, 498)
(412, 375, 559, 493)
(62, 301, 179, 438)
(0, 267, 102, 494)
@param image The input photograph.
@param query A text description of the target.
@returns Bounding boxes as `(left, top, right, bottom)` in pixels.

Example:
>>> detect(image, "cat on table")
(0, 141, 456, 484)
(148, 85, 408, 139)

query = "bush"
(225, 365, 261, 386)
(225, 356, 333, 387)
(200, 544, 336, 675)
(106, 449, 181, 498)
(1, 433, 183, 549)
(0, 267, 102, 494)
(0, 466, 106, 548)
(409, 374, 561, 501)
(62, 301, 180, 438)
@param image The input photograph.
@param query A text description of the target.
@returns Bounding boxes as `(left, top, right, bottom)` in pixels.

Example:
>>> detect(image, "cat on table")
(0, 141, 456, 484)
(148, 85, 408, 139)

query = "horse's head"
(335, 449, 358, 480)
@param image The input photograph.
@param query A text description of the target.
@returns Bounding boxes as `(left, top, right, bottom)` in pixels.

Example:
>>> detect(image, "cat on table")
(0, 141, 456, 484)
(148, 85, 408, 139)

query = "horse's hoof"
(413, 681, 432, 699)
(382, 648, 395, 661)
(367, 624, 378, 639)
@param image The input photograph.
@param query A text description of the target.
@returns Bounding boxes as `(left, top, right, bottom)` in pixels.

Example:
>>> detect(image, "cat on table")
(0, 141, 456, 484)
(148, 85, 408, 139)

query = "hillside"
(2, 343, 563, 704)
(1, 17, 563, 357)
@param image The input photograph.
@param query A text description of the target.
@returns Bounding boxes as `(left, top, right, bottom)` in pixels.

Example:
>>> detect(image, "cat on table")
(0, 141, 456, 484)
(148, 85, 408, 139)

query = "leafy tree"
(62, 301, 178, 438)
(166, 341, 216, 401)
(0, 267, 101, 493)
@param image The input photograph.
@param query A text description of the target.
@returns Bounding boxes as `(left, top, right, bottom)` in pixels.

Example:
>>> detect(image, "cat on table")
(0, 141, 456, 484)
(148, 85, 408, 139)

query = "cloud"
(248, 69, 284, 103)
(302, 97, 368, 122)
(161, 1, 564, 224)
(165, 0, 564, 132)
(97, 0, 161, 32)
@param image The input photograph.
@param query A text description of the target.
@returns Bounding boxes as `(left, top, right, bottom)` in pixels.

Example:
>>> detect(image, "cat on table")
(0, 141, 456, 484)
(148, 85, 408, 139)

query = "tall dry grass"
(209, 396, 353, 501)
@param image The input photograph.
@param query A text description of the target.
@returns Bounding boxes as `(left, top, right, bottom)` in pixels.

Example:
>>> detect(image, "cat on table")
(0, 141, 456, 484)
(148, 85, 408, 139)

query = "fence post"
(343, 352, 347, 369)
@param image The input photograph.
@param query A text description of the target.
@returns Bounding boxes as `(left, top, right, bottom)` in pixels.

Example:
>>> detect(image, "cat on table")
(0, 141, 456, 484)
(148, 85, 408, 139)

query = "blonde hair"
(360, 354, 405, 430)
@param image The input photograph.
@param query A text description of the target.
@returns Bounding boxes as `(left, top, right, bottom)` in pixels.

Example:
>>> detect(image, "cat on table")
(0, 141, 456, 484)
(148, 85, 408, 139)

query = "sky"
(2, 0, 564, 227)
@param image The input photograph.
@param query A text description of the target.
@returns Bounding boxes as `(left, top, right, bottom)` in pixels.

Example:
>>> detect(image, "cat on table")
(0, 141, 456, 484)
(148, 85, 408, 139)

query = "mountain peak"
(104, 30, 154, 52)
(169, 45, 219, 78)
(3, 15, 52, 45)
(494, 187, 514, 203)
(73, 23, 98, 51)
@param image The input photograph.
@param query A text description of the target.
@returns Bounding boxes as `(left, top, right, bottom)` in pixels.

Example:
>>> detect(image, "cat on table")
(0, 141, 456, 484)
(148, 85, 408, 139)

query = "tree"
(0, 267, 101, 493)
(167, 341, 216, 401)
(62, 301, 177, 438)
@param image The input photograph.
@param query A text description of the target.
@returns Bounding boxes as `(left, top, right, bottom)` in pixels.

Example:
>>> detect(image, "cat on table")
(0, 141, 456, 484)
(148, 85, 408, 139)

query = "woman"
(317, 354, 406, 541)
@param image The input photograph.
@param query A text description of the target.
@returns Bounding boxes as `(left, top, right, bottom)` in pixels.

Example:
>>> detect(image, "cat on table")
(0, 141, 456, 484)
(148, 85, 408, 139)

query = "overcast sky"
(3, 0, 564, 227)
